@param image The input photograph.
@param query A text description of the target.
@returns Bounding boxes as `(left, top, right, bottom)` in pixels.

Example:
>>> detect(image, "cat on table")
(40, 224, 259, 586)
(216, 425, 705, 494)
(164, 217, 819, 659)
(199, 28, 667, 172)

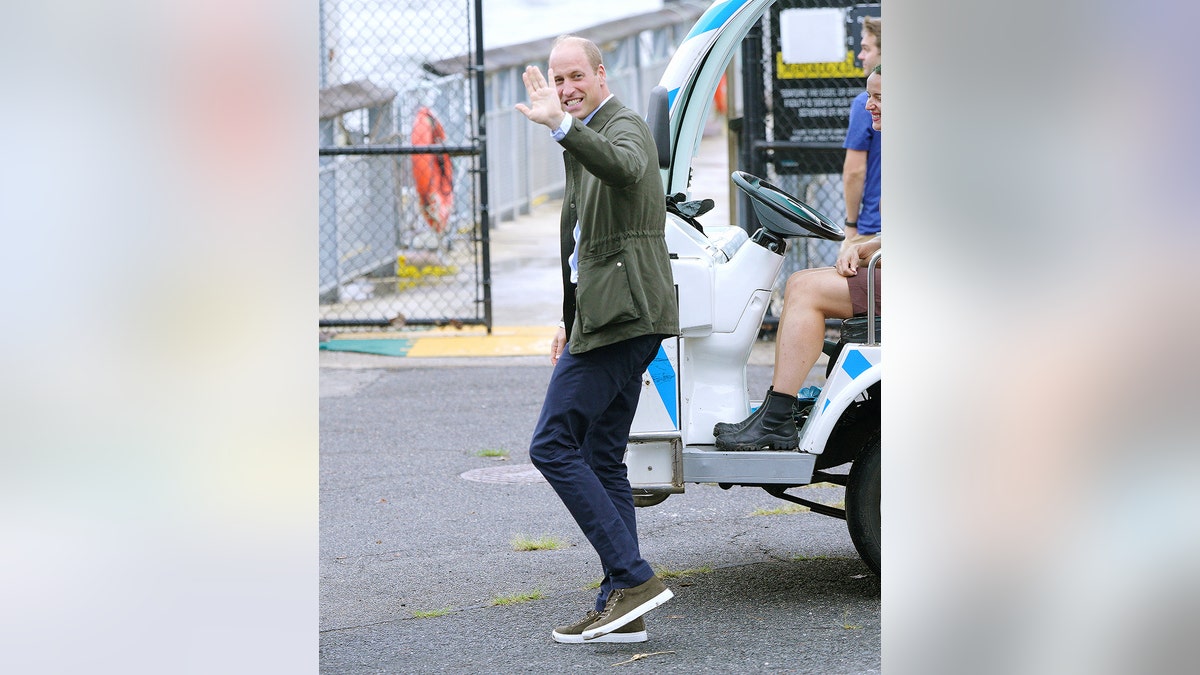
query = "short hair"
(862, 16, 881, 52)
(551, 35, 604, 72)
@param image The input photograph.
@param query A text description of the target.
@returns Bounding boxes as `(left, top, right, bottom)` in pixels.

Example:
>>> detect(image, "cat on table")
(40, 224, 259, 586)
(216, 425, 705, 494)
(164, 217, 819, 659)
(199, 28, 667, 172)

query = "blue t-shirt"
(843, 91, 881, 235)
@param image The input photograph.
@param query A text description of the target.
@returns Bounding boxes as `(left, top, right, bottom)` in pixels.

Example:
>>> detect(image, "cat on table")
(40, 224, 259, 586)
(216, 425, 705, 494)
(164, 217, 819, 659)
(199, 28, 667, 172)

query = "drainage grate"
(459, 464, 546, 484)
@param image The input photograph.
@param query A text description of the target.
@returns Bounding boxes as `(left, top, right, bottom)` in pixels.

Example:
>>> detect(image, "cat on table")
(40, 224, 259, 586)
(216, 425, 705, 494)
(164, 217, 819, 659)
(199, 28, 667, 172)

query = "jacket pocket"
(576, 245, 641, 333)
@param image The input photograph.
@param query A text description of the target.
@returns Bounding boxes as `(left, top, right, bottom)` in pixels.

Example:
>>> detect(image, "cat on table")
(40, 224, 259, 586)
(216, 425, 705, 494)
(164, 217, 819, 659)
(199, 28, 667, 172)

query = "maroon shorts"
(848, 266, 881, 316)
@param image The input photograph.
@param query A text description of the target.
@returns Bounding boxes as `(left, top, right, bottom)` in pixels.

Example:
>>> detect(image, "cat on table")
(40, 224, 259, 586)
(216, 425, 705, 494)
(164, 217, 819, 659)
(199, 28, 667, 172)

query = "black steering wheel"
(731, 171, 844, 241)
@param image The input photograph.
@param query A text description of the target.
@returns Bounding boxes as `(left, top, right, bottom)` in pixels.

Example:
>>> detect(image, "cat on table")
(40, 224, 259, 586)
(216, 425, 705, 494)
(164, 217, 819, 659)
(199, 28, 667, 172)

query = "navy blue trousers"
(529, 333, 662, 611)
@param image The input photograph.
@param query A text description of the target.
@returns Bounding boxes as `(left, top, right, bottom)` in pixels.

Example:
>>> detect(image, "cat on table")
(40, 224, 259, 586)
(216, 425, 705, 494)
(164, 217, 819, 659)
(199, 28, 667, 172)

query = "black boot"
(713, 387, 774, 436)
(715, 389, 799, 451)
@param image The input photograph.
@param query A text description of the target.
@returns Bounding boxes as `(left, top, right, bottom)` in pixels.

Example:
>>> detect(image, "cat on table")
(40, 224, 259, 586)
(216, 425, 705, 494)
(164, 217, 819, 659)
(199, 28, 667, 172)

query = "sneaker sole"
(581, 588, 673, 640)
(551, 628, 648, 644)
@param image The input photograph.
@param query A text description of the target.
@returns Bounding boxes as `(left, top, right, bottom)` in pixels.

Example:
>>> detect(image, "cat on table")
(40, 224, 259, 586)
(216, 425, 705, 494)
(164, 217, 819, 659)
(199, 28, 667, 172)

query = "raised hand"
(514, 65, 566, 129)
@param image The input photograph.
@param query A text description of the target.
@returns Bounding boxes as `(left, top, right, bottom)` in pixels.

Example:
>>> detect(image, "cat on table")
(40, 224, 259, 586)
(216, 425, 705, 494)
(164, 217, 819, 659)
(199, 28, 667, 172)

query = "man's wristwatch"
(844, 219, 857, 228)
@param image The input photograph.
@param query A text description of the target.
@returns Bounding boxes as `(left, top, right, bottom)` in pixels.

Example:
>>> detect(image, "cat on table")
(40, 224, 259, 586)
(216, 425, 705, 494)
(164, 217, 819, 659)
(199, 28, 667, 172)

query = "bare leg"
(771, 267, 855, 395)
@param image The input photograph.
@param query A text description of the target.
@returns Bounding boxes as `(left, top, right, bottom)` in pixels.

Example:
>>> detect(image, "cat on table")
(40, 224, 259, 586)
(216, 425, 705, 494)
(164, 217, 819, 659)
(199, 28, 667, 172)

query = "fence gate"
(319, 0, 491, 331)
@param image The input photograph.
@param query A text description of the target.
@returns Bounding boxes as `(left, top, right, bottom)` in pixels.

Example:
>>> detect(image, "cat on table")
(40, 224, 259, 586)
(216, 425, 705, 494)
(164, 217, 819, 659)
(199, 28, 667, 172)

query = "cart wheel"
(633, 490, 670, 508)
(845, 434, 880, 575)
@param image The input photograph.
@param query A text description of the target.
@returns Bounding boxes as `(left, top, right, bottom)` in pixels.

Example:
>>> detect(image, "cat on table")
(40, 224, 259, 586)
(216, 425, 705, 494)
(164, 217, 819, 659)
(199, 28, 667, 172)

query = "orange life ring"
(411, 106, 453, 234)
(714, 73, 727, 116)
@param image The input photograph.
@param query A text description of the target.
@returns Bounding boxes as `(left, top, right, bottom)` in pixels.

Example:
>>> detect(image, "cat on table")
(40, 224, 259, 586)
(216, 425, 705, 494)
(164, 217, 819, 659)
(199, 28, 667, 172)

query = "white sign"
(780, 8, 846, 64)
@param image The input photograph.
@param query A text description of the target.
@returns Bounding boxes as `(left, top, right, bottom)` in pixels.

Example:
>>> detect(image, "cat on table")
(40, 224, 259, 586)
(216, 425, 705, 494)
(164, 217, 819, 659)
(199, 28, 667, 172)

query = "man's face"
(865, 72, 881, 131)
(858, 31, 880, 74)
(549, 43, 607, 120)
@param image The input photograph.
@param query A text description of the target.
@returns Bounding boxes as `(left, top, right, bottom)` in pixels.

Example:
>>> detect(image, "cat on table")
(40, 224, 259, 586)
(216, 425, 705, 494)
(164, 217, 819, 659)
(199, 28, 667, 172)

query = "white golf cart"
(625, 0, 881, 574)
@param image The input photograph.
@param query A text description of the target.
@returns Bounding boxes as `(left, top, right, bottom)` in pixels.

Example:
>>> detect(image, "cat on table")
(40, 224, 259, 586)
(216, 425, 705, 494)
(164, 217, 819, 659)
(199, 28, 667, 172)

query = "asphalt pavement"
(319, 129, 880, 673)
(320, 365, 880, 674)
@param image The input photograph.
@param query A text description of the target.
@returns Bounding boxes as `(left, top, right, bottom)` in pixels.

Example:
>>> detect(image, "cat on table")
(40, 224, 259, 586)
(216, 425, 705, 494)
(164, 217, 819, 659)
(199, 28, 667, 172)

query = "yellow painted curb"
(404, 325, 556, 358)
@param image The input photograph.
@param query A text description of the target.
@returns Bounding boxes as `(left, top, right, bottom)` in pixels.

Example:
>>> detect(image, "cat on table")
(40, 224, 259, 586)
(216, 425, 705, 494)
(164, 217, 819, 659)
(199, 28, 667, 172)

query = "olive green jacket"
(557, 97, 679, 354)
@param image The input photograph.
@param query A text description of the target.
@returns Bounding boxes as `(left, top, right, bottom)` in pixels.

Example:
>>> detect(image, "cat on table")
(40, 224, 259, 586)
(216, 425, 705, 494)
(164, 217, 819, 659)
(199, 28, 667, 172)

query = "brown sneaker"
(581, 576, 673, 640)
(551, 610, 647, 643)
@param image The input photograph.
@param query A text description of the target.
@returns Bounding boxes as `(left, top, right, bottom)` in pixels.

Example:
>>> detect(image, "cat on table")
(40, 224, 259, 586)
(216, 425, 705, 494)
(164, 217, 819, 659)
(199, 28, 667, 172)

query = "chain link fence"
(319, 0, 488, 330)
(318, 1, 710, 332)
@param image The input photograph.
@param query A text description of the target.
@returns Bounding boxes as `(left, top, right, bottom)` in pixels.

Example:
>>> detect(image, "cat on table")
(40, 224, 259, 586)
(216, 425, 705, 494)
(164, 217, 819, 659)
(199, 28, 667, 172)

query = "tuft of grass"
(653, 564, 713, 579)
(412, 607, 452, 619)
(801, 481, 840, 489)
(751, 503, 810, 516)
(840, 609, 862, 630)
(476, 448, 509, 458)
(584, 578, 602, 590)
(491, 589, 546, 606)
(510, 534, 564, 551)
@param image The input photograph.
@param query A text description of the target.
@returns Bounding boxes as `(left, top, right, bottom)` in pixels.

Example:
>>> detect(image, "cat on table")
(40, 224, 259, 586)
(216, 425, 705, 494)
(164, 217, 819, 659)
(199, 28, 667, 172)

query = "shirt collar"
(582, 94, 614, 126)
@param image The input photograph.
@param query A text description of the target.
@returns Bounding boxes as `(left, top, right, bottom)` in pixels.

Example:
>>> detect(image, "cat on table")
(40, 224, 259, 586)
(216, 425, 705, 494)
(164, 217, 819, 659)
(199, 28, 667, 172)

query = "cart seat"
(839, 315, 881, 345)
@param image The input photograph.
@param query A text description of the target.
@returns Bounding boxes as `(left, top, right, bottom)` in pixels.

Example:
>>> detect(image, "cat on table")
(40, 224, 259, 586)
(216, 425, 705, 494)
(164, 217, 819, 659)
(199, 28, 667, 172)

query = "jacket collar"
(584, 96, 623, 129)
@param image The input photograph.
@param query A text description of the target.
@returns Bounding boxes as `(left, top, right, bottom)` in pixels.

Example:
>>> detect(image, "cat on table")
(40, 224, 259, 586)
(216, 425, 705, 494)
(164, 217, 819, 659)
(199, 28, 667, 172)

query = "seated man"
(715, 65, 881, 451)
(714, 236, 880, 450)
